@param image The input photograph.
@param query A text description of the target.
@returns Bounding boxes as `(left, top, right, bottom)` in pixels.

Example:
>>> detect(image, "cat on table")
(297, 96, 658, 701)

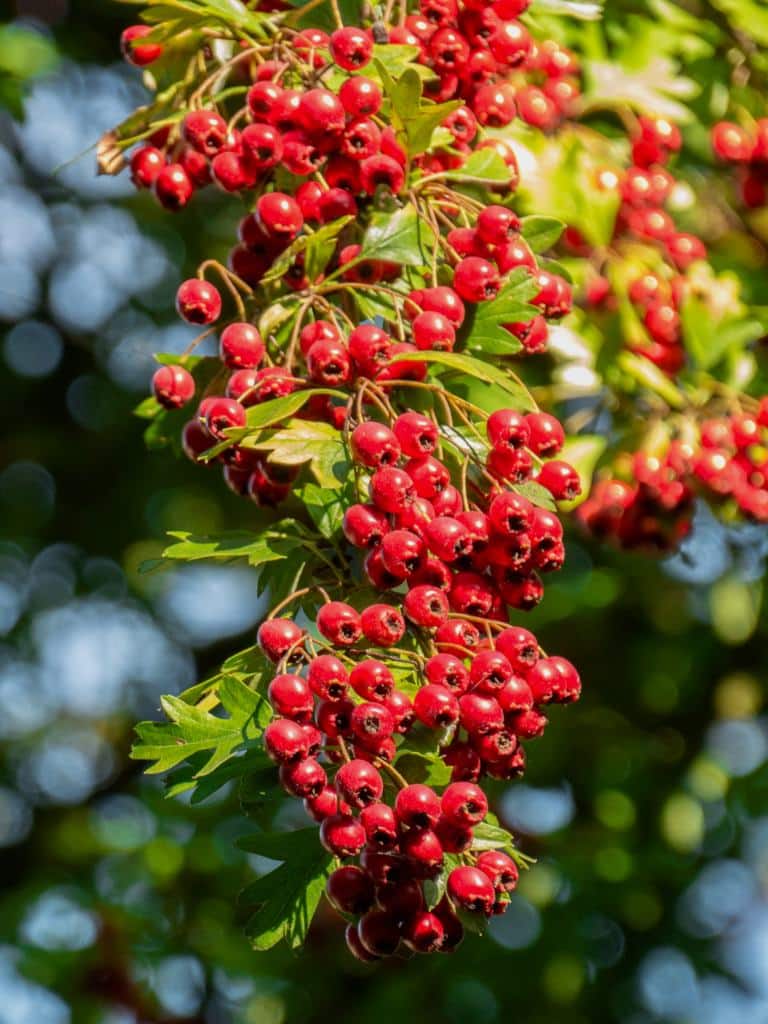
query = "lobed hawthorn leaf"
(165, 746, 269, 802)
(472, 819, 516, 852)
(238, 828, 333, 951)
(359, 205, 435, 268)
(295, 479, 354, 539)
(249, 418, 350, 489)
(132, 675, 265, 776)
(520, 215, 566, 254)
(392, 348, 537, 411)
(465, 269, 540, 358)
(159, 526, 307, 567)
(407, 97, 463, 156)
(395, 751, 452, 788)
(175, 644, 268, 708)
(239, 763, 288, 828)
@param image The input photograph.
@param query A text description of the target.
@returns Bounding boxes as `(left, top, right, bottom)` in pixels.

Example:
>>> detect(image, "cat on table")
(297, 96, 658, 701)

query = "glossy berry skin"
(279, 757, 326, 797)
(264, 718, 309, 763)
(339, 76, 382, 117)
(441, 781, 488, 826)
(202, 397, 246, 439)
(258, 618, 304, 662)
(307, 655, 348, 700)
(317, 602, 362, 646)
(351, 422, 401, 468)
(154, 164, 193, 210)
(351, 702, 395, 745)
(183, 110, 228, 158)
(412, 311, 456, 351)
(152, 365, 195, 409)
(331, 26, 373, 69)
(414, 683, 460, 728)
(453, 257, 501, 303)
(537, 460, 581, 500)
(257, 192, 304, 239)
(219, 323, 265, 369)
(370, 467, 416, 513)
(488, 491, 533, 535)
(360, 604, 406, 646)
(130, 146, 164, 188)
(326, 865, 375, 914)
(357, 910, 401, 957)
(343, 503, 390, 549)
(447, 865, 495, 914)
(176, 279, 222, 324)
(425, 653, 469, 692)
(360, 802, 398, 849)
(487, 409, 530, 452)
(393, 412, 439, 457)
(268, 673, 313, 721)
(320, 814, 366, 857)
(121, 25, 163, 66)
(335, 759, 384, 808)
(404, 585, 449, 628)
(476, 850, 519, 890)
(395, 784, 442, 829)
(459, 693, 504, 735)
(404, 912, 445, 953)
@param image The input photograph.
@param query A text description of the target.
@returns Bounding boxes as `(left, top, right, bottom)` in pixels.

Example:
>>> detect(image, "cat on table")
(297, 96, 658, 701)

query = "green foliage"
(464, 269, 540, 357)
(359, 206, 436, 267)
(250, 418, 350, 489)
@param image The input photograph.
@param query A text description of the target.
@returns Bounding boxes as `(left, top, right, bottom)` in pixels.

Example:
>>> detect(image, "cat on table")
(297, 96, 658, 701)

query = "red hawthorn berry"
(305, 785, 342, 822)
(345, 923, 379, 962)
(666, 232, 706, 270)
(268, 673, 313, 721)
(258, 617, 304, 663)
(517, 86, 558, 130)
(357, 910, 401, 957)
(436, 817, 474, 854)
(151, 365, 195, 409)
(219, 323, 265, 369)
(497, 675, 533, 712)
(424, 516, 472, 562)
(401, 827, 445, 876)
(335, 759, 384, 808)
(257, 192, 304, 240)
(293, 27, 330, 67)
(351, 422, 402, 468)
(403, 585, 450, 628)
(477, 205, 521, 246)
(525, 412, 565, 456)
(447, 865, 495, 914)
(443, 105, 478, 143)
(359, 802, 399, 850)
(441, 781, 488, 826)
(348, 324, 393, 376)
(360, 154, 406, 195)
(240, 123, 283, 170)
(176, 279, 222, 324)
(154, 163, 193, 210)
(280, 757, 326, 798)
(326, 865, 375, 914)
(497, 570, 543, 610)
(395, 784, 442, 829)
(488, 19, 532, 65)
(412, 311, 456, 351)
(488, 491, 533, 535)
(404, 912, 445, 953)
(436, 618, 481, 653)
(459, 693, 504, 735)
(537, 460, 581, 500)
(469, 649, 514, 692)
(360, 603, 406, 647)
(121, 24, 163, 66)
(306, 339, 352, 386)
(351, 702, 396, 745)
(393, 412, 439, 457)
(182, 110, 228, 158)
(130, 146, 164, 188)
(320, 813, 367, 857)
(178, 146, 211, 190)
(211, 150, 255, 192)
(370, 466, 416, 513)
(413, 683, 460, 728)
(264, 717, 309, 762)
(473, 728, 517, 763)
(339, 75, 382, 117)
(425, 653, 470, 692)
(342, 503, 390, 549)
(473, 82, 517, 127)
(487, 409, 530, 452)
(307, 655, 348, 701)
(316, 698, 354, 739)
(404, 455, 450, 499)
(349, 660, 395, 701)
(380, 529, 425, 578)
(509, 708, 548, 738)
(299, 88, 346, 136)
(453, 257, 501, 303)
(385, 689, 415, 733)
(449, 572, 496, 617)
(411, 286, 466, 326)
(330, 26, 373, 69)
(532, 271, 572, 318)
(317, 602, 362, 646)
(429, 26, 471, 72)
(476, 850, 519, 890)
(202, 396, 246, 439)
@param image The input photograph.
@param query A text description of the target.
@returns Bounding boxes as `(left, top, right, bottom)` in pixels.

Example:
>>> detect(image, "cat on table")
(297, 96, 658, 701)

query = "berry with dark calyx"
(400, 827, 444, 876)
(202, 397, 246, 439)
(351, 702, 395, 744)
(258, 618, 304, 662)
(447, 865, 495, 914)
(495, 625, 539, 670)
(268, 673, 313, 721)
(152, 365, 195, 409)
(370, 466, 416, 513)
(330, 26, 373, 69)
(279, 757, 327, 797)
(487, 409, 530, 452)
(264, 718, 309, 763)
(154, 164, 193, 210)
(453, 257, 501, 303)
(488, 491, 533, 535)
(343, 503, 390, 549)
(360, 603, 406, 646)
(404, 585, 449, 628)
(537, 460, 582, 500)
(350, 660, 395, 701)
(476, 850, 519, 890)
(339, 76, 382, 117)
(469, 649, 514, 692)
(404, 912, 445, 953)
(385, 689, 414, 733)
(412, 311, 456, 351)
(305, 785, 341, 822)
(327, 865, 375, 915)
(360, 802, 399, 850)
(317, 602, 362, 646)
(320, 813, 367, 857)
(525, 412, 565, 456)
(183, 110, 228, 157)
(435, 817, 474, 853)
(395, 784, 442, 829)
(335, 759, 384, 808)
(459, 693, 504, 735)
(357, 909, 401, 957)
(176, 279, 222, 324)
(497, 675, 534, 712)
(441, 781, 488, 826)
(351, 421, 402, 468)
(307, 655, 348, 700)
(425, 517, 472, 562)
(380, 529, 425, 578)
(425, 653, 470, 692)
(413, 683, 460, 728)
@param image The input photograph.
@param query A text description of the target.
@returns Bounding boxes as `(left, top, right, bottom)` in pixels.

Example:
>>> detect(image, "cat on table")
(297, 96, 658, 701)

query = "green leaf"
(359, 206, 435, 267)
(395, 751, 452, 787)
(617, 350, 685, 409)
(392, 348, 538, 410)
(681, 296, 764, 371)
(239, 828, 333, 950)
(441, 148, 513, 187)
(260, 216, 353, 286)
(520, 216, 565, 254)
(239, 763, 288, 827)
(252, 419, 349, 488)
(472, 819, 515, 852)
(166, 747, 269, 803)
(295, 481, 350, 539)
(514, 481, 557, 511)
(132, 676, 265, 776)
(466, 269, 540, 356)
(159, 526, 306, 568)
(407, 98, 463, 156)
(710, 0, 768, 46)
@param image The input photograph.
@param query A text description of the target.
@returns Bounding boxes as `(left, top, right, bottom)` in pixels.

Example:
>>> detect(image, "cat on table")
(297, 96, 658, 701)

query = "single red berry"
(268, 673, 313, 721)
(360, 802, 399, 850)
(395, 784, 442, 828)
(453, 257, 501, 303)
(182, 110, 228, 158)
(404, 912, 445, 953)
(130, 146, 164, 188)
(343, 503, 390, 549)
(357, 910, 401, 957)
(495, 625, 539, 671)
(327, 865, 375, 914)
(385, 689, 414, 733)
(537, 460, 581, 500)
(219, 323, 265, 369)
(476, 850, 519, 890)
(472, 82, 517, 127)
(435, 618, 481, 654)
(393, 412, 440, 457)
(345, 923, 379, 962)
(370, 467, 416, 513)
(307, 655, 348, 701)
(404, 585, 449, 628)
(264, 717, 309, 762)
(447, 865, 495, 914)
(202, 396, 246, 439)
(360, 603, 406, 646)
(304, 785, 342, 822)
(121, 24, 163, 66)
(151, 364, 195, 409)
(351, 422, 402, 468)
(404, 455, 450, 500)
(320, 813, 366, 857)
(424, 516, 472, 562)
(360, 154, 406, 195)
(176, 279, 222, 324)
(330, 26, 373, 69)
(425, 653, 470, 692)
(299, 88, 347, 136)
(339, 76, 382, 117)
(459, 693, 504, 735)
(488, 491, 533, 535)
(412, 311, 456, 352)
(476, 205, 521, 246)
(279, 757, 326, 797)
(487, 409, 530, 452)
(316, 699, 354, 740)
(335, 758, 384, 808)
(258, 618, 304, 662)
(413, 683, 460, 728)
(349, 660, 395, 701)
(401, 827, 445, 875)
(469, 649, 514, 693)
(154, 163, 193, 210)
(317, 602, 362, 647)
(257, 192, 304, 239)
(441, 781, 488, 826)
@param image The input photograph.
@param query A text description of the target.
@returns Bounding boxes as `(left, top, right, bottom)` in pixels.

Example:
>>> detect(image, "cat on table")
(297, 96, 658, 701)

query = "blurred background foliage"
(2, 2, 768, 1023)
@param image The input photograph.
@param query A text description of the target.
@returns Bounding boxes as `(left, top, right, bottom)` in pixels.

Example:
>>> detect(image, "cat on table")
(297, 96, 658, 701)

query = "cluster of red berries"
(577, 403, 768, 550)
(711, 118, 768, 208)
(256, 526, 580, 957)
(569, 114, 707, 377)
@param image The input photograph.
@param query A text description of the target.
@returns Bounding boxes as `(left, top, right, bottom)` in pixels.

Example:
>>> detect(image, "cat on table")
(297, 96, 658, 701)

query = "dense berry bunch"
(577, 402, 768, 550)
(711, 118, 768, 208)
